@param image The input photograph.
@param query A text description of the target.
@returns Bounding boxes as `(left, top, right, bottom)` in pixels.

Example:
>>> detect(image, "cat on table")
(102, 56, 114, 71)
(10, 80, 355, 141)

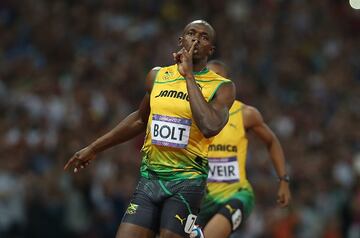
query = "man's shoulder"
(205, 69, 231, 82)
(152, 64, 181, 82)
(149, 64, 176, 72)
(156, 64, 177, 71)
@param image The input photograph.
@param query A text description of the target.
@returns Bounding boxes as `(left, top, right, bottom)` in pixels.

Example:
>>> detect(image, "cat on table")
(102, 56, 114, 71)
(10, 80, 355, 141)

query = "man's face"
(180, 23, 215, 60)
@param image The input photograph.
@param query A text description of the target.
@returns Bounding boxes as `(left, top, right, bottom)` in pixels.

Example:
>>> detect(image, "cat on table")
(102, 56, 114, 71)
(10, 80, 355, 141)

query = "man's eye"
(188, 32, 194, 36)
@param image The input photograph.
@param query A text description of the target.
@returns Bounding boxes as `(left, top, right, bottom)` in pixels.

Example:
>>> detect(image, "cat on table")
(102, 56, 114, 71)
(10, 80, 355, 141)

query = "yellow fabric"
(206, 100, 252, 198)
(141, 64, 231, 180)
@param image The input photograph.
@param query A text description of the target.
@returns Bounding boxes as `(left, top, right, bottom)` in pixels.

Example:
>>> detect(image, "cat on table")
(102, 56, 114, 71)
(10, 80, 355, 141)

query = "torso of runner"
(206, 100, 252, 200)
(141, 64, 231, 181)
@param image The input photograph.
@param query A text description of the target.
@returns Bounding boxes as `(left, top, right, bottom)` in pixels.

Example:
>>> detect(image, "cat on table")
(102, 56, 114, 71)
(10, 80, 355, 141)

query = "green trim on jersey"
(209, 81, 232, 101)
(229, 107, 242, 116)
(140, 151, 209, 181)
(193, 67, 209, 75)
(154, 77, 229, 84)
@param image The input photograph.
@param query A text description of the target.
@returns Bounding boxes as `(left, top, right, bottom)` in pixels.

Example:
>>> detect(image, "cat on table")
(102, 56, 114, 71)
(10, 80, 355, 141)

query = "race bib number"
(208, 157, 240, 183)
(151, 114, 191, 148)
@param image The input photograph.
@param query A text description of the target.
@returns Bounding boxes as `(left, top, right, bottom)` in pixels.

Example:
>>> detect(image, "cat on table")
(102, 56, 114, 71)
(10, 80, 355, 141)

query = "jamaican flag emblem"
(126, 203, 139, 215)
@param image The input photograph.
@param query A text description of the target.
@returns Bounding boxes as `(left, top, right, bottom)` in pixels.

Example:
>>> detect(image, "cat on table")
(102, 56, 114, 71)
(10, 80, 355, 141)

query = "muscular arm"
(90, 97, 149, 153)
(185, 75, 235, 138)
(89, 68, 158, 153)
(243, 105, 291, 206)
(243, 105, 287, 178)
(64, 68, 159, 171)
(174, 41, 235, 138)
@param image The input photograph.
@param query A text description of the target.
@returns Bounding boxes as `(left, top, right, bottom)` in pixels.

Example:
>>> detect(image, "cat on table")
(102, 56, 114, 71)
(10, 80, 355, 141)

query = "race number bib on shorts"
(151, 114, 192, 148)
(208, 157, 240, 183)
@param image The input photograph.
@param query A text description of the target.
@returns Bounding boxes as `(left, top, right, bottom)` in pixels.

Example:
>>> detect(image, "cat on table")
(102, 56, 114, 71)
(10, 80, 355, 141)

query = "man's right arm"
(89, 67, 159, 152)
(64, 67, 159, 171)
(89, 96, 149, 153)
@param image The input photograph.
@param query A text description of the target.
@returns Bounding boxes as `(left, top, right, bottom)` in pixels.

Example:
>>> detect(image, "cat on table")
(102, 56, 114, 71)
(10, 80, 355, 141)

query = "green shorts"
(197, 188, 255, 230)
(122, 176, 206, 236)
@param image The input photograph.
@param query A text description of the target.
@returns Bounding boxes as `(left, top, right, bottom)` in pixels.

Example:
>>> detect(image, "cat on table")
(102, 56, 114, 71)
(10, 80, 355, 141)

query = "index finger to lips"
(189, 40, 198, 55)
(174, 53, 182, 63)
(173, 52, 181, 62)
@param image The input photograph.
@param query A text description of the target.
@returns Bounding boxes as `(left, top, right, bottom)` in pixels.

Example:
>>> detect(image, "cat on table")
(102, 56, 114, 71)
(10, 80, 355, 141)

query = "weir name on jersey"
(207, 157, 240, 183)
(209, 164, 236, 177)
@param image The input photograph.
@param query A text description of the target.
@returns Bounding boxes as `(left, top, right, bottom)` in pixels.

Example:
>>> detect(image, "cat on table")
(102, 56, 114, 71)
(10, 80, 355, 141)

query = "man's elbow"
(201, 127, 222, 139)
(140, 119, 148, 130)
(136, 116, 148, 130)
(265, 137, 277, 149)
(196, 112, 229, 138)
(200, 118, 228, 138)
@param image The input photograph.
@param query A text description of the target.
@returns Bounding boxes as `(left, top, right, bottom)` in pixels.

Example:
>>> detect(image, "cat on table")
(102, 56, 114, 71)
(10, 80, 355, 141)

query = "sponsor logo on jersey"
(163, 71, 173, 80)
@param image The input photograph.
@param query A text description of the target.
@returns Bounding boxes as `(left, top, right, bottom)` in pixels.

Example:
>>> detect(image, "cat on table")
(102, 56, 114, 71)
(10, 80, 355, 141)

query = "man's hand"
(277, 181, 291, 207)
(64, 146, 96, 173)
(173, 40, 198, 77)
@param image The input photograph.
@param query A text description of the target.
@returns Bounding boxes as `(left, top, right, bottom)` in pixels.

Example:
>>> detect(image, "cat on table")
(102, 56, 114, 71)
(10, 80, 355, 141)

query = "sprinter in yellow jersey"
(64, 21, 235, 238)
(193, 60, 291, 238)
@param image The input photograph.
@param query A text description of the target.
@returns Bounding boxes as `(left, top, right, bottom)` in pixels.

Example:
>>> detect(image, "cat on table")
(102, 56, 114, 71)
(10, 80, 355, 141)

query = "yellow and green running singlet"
(206, 100, 253, 203)
(141, 64, 231, 181)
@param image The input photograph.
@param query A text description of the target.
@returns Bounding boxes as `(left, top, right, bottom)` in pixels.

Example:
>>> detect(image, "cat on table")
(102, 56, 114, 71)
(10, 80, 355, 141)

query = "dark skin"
(64, 21, 235, 238)
(174, 22, 235, 138)
(202, 62, 291, 238)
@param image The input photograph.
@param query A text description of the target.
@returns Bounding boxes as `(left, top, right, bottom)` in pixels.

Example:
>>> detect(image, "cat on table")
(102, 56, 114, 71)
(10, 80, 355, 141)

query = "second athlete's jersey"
(141, 64, 231, 181)
(206, 100, 252, 202)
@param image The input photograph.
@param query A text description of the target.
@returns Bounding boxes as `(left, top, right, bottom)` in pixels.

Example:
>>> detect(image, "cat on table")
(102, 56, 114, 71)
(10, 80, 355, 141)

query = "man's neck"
(192, 59, 208, 72)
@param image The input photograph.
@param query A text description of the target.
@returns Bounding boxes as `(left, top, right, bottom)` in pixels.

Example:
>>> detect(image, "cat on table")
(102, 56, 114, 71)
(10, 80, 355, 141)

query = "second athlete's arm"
(243, 105, 291, 206)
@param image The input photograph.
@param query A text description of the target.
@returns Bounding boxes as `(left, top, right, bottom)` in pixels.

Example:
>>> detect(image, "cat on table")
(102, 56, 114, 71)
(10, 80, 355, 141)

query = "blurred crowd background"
(1, 0, 360, 237)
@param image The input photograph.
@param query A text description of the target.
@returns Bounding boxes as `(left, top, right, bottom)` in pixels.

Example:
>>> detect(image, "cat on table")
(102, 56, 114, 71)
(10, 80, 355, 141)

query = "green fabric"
(199, 188, 255, 221)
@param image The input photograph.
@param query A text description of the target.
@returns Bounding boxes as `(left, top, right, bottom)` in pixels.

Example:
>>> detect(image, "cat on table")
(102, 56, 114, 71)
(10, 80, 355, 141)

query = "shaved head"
(183, 20, 216, 44)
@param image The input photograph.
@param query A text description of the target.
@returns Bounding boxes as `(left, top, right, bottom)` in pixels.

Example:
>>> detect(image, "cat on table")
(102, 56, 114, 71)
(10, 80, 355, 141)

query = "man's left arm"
(243, 105, 291, 207)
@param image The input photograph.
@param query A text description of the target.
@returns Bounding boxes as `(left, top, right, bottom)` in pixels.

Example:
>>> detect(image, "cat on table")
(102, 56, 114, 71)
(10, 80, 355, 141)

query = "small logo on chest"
(163, 71, 173, 80)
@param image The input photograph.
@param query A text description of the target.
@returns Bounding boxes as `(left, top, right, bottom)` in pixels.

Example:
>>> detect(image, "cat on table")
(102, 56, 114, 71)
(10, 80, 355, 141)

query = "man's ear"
(178, 36, 183, 47)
